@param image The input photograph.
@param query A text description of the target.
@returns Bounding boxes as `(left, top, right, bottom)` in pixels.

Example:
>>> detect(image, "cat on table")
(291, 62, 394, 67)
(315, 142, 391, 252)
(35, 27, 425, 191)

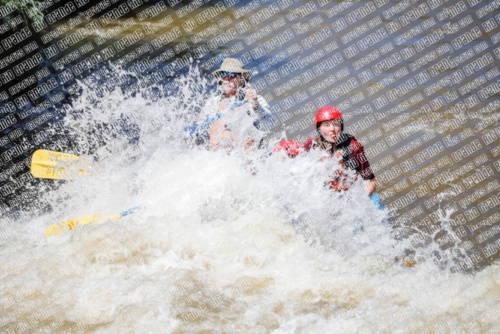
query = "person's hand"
(209, 120, 232, 148)
(218, 100, 229, 112)
(365, 179, 376, 196)
(243, 138, 255, 153)
(244, 89, 258, 111)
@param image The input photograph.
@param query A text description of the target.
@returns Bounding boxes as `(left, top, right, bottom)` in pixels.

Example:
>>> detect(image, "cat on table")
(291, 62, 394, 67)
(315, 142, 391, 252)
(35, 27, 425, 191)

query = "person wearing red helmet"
(274, 140, 302, 158)
(304, 106, 377, 196)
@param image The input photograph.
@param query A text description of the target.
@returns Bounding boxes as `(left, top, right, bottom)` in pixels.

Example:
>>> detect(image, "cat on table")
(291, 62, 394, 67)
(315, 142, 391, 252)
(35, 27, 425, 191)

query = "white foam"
(1, 67, 498, 332)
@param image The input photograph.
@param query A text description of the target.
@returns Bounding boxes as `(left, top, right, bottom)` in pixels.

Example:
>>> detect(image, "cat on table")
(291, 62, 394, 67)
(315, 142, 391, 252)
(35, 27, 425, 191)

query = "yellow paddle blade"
(44, 214, 106, 237)
(31, 149, 91, 180)
(44, 207, 139, 237)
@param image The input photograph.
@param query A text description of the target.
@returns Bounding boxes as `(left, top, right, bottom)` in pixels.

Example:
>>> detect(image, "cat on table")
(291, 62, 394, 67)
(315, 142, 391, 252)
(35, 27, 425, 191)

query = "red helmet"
(274, 140, 302, 157)
(314, 106, 342, 127)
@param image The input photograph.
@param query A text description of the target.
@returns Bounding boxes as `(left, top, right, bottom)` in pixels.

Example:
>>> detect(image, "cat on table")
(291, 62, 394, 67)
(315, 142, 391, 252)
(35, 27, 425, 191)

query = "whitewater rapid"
(1, 68, 499, 333)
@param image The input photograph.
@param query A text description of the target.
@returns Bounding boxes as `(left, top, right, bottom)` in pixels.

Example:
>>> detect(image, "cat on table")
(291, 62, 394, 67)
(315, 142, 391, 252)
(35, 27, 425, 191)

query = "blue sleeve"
(370, 192, 385, 210)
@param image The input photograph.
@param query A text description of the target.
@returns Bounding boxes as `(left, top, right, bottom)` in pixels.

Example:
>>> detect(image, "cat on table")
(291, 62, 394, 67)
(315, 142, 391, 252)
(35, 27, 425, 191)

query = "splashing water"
(1, 67, 499, 333)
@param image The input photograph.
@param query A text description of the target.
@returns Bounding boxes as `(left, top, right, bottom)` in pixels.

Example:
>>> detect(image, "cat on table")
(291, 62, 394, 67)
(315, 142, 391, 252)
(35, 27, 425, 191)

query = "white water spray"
(1, 67, 498, 333)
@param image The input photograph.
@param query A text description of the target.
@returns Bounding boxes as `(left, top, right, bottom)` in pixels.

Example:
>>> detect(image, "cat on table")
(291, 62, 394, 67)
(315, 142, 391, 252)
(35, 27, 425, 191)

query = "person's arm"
(366, 179, 376, 196)
(209, 120, 231, 149)
(252, 94, 275, 130)
(231, 92, 272, 133)
(351, 139, 376, 196)
(240, 90, 273, 119)
(244, 89, 259, 112)
(208, 118, 254, 151)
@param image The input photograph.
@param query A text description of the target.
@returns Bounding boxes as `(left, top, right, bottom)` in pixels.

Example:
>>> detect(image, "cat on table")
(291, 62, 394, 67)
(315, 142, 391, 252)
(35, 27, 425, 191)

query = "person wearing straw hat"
(206, 58, 272, 149)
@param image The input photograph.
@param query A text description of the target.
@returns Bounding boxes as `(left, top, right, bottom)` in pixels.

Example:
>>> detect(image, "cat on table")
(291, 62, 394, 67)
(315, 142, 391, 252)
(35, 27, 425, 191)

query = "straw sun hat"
(212, 58, 252, 80)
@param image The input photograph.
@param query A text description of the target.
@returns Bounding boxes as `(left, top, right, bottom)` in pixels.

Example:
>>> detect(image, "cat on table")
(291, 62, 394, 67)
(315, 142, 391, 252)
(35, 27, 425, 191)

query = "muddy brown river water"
(0, 0, 499, 332)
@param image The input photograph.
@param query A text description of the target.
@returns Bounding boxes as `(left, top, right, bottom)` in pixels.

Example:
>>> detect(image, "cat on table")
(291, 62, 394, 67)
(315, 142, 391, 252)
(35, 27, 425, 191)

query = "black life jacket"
(314, 132, 359, 171)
